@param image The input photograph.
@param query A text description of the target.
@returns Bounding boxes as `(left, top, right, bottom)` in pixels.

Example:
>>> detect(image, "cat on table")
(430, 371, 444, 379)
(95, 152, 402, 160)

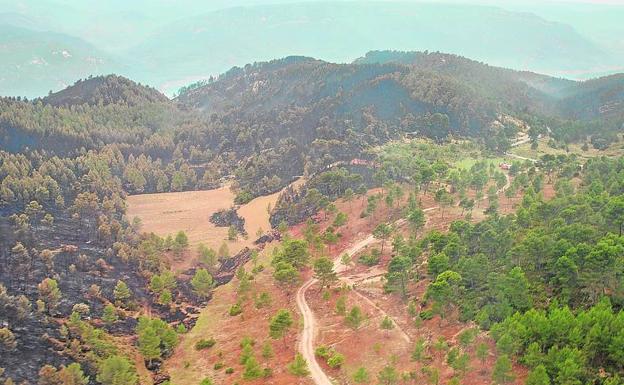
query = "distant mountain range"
(0, 24, 131, 97)
(1, 1, 623, 98)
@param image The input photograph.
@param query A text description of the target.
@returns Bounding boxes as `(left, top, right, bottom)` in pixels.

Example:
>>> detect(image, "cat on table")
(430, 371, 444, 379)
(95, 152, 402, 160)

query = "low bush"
(195, 338, 216, 350)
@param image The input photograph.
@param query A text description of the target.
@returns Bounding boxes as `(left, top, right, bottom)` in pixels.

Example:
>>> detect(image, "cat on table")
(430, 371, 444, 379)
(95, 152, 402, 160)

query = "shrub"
(287, 353, 309, 376)
(359, 253, 380, 266)
(419, 309, 434, 320)
(235, 191, 253, 204)
(315, 345, 331, 359)
(195, 338, 216, 350)
(327, 352, 345, 368)
(254, 292, 271, 309)
(353, 367, 370, 383)
(240, 336, 255, 347)
(225, 367, 234, 374)
(229, 303, 243, 316)
(335, 296, 346, 315)
(261, 341, 274, 359)
(345, 306, 364, 329)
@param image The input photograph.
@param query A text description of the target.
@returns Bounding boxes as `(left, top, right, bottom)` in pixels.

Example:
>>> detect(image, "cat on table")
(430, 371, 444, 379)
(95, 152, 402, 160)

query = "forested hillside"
(43, 75, 169, 107)
(2, 53, 623, 202)
(1, 50, 624, 385)
(414, 155, 624, 384)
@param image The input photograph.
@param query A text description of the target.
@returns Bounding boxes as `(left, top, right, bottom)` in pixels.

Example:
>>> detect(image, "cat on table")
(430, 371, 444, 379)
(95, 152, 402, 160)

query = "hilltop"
(43, 75, 169, 107)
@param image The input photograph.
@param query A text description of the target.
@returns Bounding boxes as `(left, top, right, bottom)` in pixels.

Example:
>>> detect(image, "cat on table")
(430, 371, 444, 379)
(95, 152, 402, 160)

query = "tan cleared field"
(125, 179, 305, 270)
(126, 186, 241, 259)
(238, 177, 305, 237)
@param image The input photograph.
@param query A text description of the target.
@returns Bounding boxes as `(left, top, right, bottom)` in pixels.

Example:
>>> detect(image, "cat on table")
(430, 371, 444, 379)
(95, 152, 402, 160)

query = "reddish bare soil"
(295, 178, 547, 384)
(165, 175, 552, 385)
(166, 244, 314, 385)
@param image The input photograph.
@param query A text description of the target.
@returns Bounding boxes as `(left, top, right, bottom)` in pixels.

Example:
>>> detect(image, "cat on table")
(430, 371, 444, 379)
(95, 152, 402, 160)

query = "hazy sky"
(2, 0, 621, 52)
(1, 0, 622, 97)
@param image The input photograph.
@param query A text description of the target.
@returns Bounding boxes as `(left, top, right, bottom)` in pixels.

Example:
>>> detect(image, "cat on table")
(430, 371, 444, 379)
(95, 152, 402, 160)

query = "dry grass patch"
(126, 186, 239, 256)
(165, 243, 312, 385)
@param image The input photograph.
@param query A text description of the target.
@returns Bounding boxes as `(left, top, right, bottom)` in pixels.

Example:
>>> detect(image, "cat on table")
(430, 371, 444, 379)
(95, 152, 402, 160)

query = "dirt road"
(295, 173, 510, 385)
(295, 277, 333, 385)
(295, 210, 437, 384)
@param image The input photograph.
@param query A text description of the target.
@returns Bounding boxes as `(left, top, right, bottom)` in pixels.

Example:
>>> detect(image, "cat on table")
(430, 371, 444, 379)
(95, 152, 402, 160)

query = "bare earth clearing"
(296, 173, 536, 385)
(160, 171, 551, 385)
(126, 180, 304, 271)
(126, 186, 236, 254)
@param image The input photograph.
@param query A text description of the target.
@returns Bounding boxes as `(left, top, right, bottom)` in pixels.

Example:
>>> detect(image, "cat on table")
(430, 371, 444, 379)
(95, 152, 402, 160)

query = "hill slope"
(43, 75, 169, 107)
(557, 74, 624, 121)
(356, 50, 624, 122)
(177, 55, 503, 137)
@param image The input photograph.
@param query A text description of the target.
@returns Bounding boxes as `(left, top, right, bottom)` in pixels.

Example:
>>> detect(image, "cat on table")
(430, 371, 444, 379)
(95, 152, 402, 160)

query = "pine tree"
(96, 355, 138, 385)
(378, 365, 399, 385)
(287, 353, 309, 376)
(38, 365, 59, 385)
(555, 358, 582, 385)
(159, 289, 173, 305)
(138, 327, 161, 364)
(243, 355, 263, 379)
(346, 306, 364, 329)
(269, 309, 293, 343)
(228, 226, 238, 241)
(113, 280, 131, 307)
(526, 365, 551, 385)
(492, 355, 515, 384)
(0, 328, 16, 350)
(37, 278, 61, 313)
(240, 342, 254, 364)
(313, 257, 337, 289)
(191, 269, 213, 297)
(335, 296, 346, 315)
(58, 363, 89, 385)
(261, 341, 274, 359)
(150, 275, 164, 294)
(380, 315, 395, 334)
(102, 304, 118, 325)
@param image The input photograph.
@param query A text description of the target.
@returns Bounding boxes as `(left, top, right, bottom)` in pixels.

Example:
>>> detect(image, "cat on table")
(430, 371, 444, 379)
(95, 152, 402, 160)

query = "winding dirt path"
(295, 210, 436, 384)
(296, 173, 511, 385)
(296, 277, 333, 385)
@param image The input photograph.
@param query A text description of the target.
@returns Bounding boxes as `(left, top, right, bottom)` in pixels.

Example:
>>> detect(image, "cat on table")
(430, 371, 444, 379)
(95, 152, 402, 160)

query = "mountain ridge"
(2, 1, 621, 98)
